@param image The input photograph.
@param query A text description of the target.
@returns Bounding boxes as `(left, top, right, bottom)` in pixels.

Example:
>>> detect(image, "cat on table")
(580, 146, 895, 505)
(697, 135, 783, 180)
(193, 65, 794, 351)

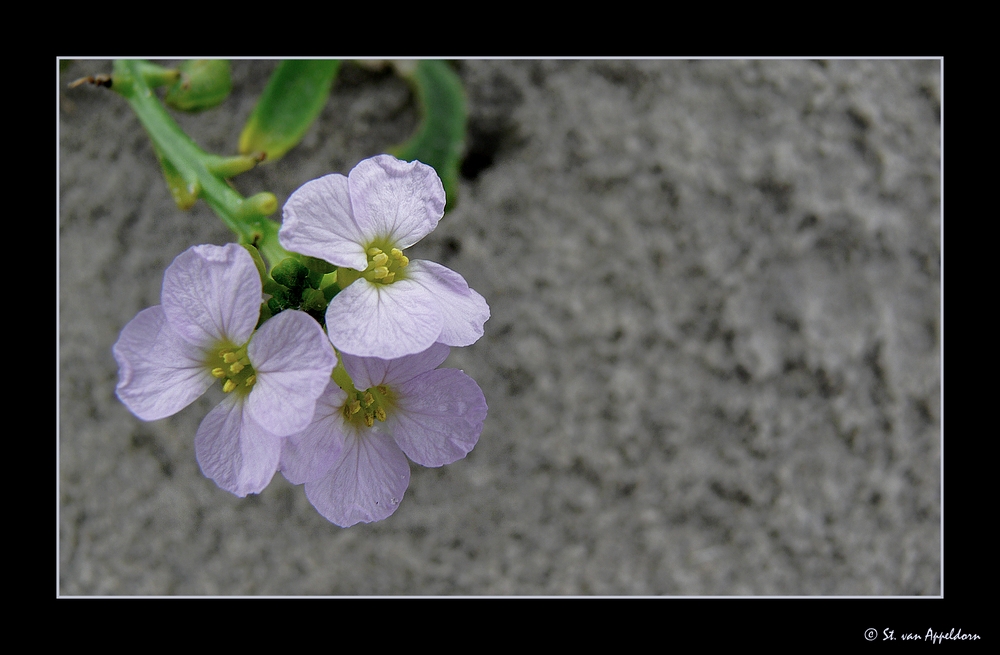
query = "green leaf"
(239, 60, 340, 162)
(390, 60, 467, 211)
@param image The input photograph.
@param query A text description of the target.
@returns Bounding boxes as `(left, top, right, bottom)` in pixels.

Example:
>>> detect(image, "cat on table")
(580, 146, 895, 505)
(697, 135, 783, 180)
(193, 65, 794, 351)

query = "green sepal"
(256, 302, 273, 329)
(323, 280, 340, 302)
(334, 267, 361, 290)
(301, 256, 336, 289)
(302, 255, 337, 275)
(164, 60, 232, 112)
(239, 60, 340, 162)
(390, 60, 467, 211)
(242, 244, 268, 282)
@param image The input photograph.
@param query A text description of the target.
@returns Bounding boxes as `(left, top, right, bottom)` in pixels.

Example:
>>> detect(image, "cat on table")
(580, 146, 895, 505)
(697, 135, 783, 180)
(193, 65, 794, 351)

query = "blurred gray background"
(58, 59, 940, 595)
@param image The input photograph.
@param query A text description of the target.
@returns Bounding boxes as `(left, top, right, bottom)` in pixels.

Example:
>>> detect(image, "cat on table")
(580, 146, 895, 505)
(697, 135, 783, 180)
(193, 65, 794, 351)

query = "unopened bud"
(164, 60, 232, 112)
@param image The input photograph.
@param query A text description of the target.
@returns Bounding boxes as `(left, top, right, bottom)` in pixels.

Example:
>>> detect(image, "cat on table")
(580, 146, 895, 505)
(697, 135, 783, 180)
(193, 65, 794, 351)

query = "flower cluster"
(114, 155, 489, 526)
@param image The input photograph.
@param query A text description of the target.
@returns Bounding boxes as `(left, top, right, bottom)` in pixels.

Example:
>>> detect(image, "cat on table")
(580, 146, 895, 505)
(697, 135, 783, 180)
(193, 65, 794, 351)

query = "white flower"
(280, 155, 489, 359)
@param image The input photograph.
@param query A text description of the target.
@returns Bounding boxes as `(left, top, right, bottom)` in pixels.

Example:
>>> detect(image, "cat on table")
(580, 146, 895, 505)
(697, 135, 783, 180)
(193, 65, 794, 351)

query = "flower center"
(361, 244, 409, 285)
(342, 384, 395, 428)
(208, 344, 257, 396)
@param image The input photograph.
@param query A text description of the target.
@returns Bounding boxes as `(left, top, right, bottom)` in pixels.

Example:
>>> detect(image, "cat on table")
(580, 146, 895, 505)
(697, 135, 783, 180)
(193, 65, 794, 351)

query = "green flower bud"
(270, 258, 309, 290)
(300, 287, 328, 312)
(164, 60, 232, 112)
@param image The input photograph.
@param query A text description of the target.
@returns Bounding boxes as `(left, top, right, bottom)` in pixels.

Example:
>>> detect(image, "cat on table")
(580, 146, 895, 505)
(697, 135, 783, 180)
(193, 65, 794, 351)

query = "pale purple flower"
(280, 155, 490, 360)
(113, 243, 336, 497)
(280, 343, 487, 527)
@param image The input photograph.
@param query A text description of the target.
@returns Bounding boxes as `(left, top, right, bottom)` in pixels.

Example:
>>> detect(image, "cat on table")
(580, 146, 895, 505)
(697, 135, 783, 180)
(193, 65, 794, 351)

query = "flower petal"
(161, 243, 262, 347)
(341, 342, 451, 390)
(390, 369, 487, 467)
(304, 428, 410, 527)
(325, 278, 443, 359)
(246, 310, 337, 437)
(405, 259, 490, 347)
(113, 306, 213, 421)
(279, 381, 348, 485)
(195, 394, 281, 497)
(280, 173, 369, 270)
(348, 155, 445, 248)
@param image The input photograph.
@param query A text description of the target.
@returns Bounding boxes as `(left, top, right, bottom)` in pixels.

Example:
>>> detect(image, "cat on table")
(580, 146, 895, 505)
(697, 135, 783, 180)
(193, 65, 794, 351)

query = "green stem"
(110, 59, 290, 267)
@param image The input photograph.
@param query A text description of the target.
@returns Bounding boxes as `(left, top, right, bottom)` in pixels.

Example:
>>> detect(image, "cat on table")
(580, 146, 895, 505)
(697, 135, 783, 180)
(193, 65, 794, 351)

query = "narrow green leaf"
(390, 60, 467, 211)
(239, 60, 340, 161)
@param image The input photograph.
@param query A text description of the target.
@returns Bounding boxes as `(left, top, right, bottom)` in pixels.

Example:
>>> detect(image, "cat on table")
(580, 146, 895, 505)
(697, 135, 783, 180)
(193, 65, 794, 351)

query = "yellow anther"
(397, 255, 408, 267)
(348, 399, 361, 414)
(372, 252, 389, 267)
(377, 385, 389, 395)
(211, 367, 227, 378)
(364, 412, 375, 428)
(382, 272, 395, 284)
(230, 361, 245, 374)
(367, 247, 383, 257)
(372, 266, 389, 279)
(375, 407, 386, 422)
(223, 379, 237, 393)
(245, 375, 256, 387)
(390, 248, 403, 258)
(223, 352, 239, 364)
(363, 392, 374, 407)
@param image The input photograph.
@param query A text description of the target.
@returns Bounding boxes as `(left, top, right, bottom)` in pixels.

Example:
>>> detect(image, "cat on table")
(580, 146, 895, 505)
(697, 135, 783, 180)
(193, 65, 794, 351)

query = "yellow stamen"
(375, 407, 386, 422)
(367, 247, 383, 257)
(223, 379, 237, 393)
(372, 252, 389, 267)
(223, 352, 239, 364)
(363, 392, 374, 407)
(230, 361, 245, 374)
(364, 412, 374, 428)
(372, 266, 389, 279)
(245, 375, 256, 387)
(211, 367, 227, 378)
(382, 272, 395, 284)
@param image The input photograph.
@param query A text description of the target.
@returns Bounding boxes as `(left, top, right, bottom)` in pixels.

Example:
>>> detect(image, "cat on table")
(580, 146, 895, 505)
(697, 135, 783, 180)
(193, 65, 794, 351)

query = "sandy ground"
(58, 59, 940, 595)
